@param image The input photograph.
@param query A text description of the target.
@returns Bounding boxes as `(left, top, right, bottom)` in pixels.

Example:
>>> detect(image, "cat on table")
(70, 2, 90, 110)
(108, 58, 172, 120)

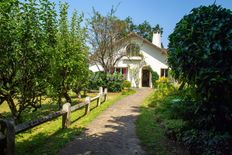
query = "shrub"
(168, 4, 232, 133)
(88, 71, 107, 89)
(168, 88, 198, 120)
(148, 66, 159, 88)
(89, 72, 124, 92)
(156, 77, 175, 92)
(122, 80, 131, 89)
(181, 129, 231, 155)
(106, 73, 124, 92)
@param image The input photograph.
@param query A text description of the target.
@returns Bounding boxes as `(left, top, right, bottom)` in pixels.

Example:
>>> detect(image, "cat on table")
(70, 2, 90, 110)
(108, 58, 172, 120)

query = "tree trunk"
(74, 88, 81, 98)
(6, 96, 18, 121)
(63, 91, 72, 104)
(57, 94, 62, 110)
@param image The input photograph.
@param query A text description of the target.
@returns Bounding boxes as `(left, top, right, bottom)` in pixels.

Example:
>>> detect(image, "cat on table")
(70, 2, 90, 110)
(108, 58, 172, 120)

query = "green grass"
(136, 90, 171, 155)
(12, 91, 135, 155)
(136, 88, 187, 155)
(0, 91, 99, 120)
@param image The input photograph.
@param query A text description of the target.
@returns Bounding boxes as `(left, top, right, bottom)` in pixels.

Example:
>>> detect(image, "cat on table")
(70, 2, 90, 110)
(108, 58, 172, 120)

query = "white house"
(89, 32, 168, 88)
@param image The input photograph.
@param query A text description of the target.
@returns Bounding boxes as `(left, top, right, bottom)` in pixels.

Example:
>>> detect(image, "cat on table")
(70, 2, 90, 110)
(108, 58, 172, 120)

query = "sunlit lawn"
(0, 91, 97, 122)
(136, 88, 187, 155)
(0, 90, 135, 155)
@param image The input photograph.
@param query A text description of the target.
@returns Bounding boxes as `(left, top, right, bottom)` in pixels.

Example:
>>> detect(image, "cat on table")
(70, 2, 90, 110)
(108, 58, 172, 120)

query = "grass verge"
(15, 90, 135, 155)
(136, 90, 171, 155)
(136, 89, 188, 155)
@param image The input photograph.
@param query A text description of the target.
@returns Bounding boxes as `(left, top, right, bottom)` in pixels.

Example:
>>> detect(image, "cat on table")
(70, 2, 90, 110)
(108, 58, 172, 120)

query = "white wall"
(89, 64, 103, 72)
(128, 37, 168, 73)
(141, 43, 168, 77)
(89, 36, 168, 88)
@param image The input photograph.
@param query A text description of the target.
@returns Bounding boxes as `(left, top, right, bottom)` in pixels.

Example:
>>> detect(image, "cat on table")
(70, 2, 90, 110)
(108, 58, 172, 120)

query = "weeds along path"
(59, 88, 152, 155)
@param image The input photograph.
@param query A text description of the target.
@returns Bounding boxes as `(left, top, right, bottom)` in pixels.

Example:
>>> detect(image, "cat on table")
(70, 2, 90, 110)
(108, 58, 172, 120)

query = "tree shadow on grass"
(16, 126, 86, 155)
(71, 101, 99, 124)
(15, 99, 107, 155)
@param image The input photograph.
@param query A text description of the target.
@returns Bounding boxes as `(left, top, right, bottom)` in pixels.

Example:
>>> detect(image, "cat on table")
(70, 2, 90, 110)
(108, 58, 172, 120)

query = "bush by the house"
(106, 73, 124, 92)
(122, 80, 131, 89)
(156, 77, 174, 91)
(89, 72, 124, 92)
(89, 71, 107, 89)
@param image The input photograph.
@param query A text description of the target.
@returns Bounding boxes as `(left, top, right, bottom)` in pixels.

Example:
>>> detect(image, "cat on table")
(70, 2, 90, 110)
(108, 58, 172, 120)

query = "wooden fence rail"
(0, 87, 107, 155)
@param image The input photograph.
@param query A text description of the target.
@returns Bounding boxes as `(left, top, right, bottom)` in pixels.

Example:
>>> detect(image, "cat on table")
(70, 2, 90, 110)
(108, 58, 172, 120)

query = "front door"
(142, 69, 150, 87)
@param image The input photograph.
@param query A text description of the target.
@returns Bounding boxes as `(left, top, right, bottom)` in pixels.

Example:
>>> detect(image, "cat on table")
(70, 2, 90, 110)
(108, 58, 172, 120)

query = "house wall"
(89, 64, 104, 72)
(141, 42, 168, 77)
(117, 37, 168, 87)
(89, 36, 168, 88)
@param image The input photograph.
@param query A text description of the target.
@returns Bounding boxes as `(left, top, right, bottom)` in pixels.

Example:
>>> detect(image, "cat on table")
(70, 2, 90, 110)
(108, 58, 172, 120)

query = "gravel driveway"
(59, 88, 152, 155)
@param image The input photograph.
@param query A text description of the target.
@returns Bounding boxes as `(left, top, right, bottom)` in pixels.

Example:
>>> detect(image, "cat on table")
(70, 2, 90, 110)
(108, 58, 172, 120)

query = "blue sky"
(51, 0, 232, 48)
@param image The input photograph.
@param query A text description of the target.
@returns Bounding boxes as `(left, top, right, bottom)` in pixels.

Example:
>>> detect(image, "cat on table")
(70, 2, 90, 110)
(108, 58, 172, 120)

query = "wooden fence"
(0, 87, 107, 155)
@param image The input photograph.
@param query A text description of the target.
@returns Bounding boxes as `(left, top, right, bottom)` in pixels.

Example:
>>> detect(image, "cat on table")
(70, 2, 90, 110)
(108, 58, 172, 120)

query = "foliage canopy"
(168, 4, 232, 154)
(125, 17, 163, 42)
(0, 0, 89, 121)
(88, 8, 129, 73)
(0, 0, 57, 120)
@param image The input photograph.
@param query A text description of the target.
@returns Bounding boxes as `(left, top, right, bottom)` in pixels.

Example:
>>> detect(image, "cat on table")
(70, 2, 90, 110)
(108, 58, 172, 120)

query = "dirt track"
(59, 88, 152, 155)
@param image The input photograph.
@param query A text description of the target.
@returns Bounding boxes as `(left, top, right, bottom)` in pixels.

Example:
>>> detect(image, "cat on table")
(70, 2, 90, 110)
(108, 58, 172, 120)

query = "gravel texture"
(59, 88, 152, 155)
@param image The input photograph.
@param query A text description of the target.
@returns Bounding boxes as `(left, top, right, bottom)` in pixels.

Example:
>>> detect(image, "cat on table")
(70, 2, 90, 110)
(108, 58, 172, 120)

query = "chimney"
(152, 32, 161, 48)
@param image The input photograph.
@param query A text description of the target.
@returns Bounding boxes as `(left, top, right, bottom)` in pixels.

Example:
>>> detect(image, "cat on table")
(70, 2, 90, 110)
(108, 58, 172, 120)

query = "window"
(126, 43, 140, 56)
(161, 68, 168, 77)
(114, 67, 128, 79)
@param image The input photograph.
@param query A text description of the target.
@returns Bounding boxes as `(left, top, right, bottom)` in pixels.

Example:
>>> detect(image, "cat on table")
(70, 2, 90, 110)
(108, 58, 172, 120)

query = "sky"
(51, 0, 232, 48)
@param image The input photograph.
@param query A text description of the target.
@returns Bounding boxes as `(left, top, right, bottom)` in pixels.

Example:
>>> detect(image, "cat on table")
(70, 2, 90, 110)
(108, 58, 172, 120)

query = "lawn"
(136, 88, 188, 155)
(0, 91, 98, 122)
(0, 90, 135, 155)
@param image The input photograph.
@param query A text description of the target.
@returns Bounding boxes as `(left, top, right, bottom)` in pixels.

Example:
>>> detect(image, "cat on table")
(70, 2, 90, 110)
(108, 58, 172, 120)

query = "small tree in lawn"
(70, 10, 90, 98)
(168, 4, 232, 134)
(51, 3, 89, 108)
(0, 0, 56, 122)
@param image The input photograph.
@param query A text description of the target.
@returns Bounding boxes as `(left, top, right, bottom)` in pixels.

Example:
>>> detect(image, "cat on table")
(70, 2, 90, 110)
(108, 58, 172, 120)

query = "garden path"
(59, 88, 152, 155)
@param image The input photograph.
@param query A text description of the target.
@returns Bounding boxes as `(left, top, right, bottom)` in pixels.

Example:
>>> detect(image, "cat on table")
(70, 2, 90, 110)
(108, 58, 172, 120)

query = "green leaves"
(0, 0, 89, 120)
(168, 4, 232, 101)
(88, 8, 129, 73)
(50, 2, 89, 106)
(168, 4, 232, 151)
(125, 17, 163, 42)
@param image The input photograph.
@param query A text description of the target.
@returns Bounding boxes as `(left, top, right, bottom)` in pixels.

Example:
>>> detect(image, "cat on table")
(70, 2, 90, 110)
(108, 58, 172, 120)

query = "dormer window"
(126, 43, 140, 56)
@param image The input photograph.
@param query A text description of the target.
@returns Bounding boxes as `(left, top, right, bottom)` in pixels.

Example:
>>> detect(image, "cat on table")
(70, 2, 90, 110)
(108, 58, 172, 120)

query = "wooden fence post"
(104, 88, 108, 102)
(62, 103, 71, 129)
(83, 88, 87, 97)
(99, 87, 103, 94)
(97, 96, 101, 107)
(97, 87, 103, 106)
(85, 97, 91, 115)
(0, 119, 15, 155)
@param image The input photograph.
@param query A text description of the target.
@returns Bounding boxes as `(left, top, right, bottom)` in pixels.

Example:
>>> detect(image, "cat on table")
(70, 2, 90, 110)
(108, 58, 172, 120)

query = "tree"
(168, 4, 232, 133)
(0, 0, 56, 122)
(51, 3, 89, 108)
(88, 8, 129, 73)
(70, 10, 90, 97)
(125, 17, 163, 42)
